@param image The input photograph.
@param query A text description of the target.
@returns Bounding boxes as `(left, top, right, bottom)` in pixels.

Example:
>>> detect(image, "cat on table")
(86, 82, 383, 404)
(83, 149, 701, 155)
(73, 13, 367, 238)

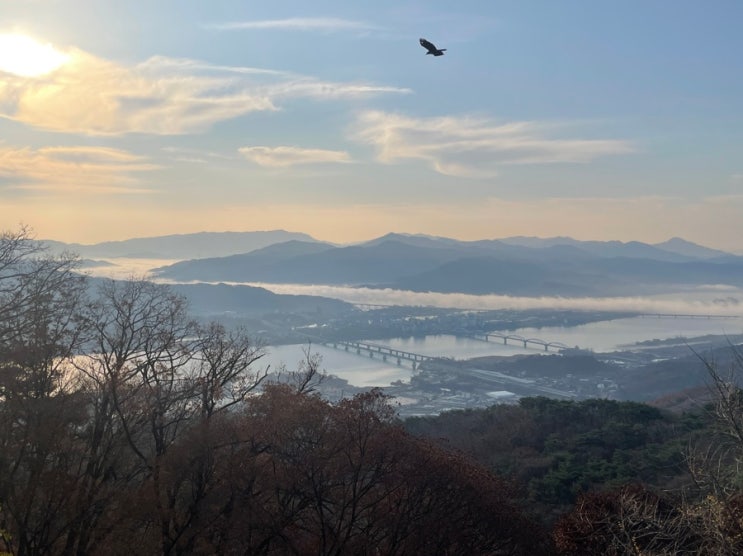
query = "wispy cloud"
(0, 145, 156, 193)
(0, 49, 409, 135)
(161, 146, 235, 164)
(353, 111, 633, 178)
(207, 17, 380, 33)
(239, 146, 351, 167)
(270, 80, 412, 99)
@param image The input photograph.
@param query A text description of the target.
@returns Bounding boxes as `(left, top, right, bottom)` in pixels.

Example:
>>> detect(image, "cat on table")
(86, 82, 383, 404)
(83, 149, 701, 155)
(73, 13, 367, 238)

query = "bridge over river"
(315, 339, 439, 369)
(467, 332, 574, 352)
(313, 337, 577, 399)
(313, 330, 574, 370)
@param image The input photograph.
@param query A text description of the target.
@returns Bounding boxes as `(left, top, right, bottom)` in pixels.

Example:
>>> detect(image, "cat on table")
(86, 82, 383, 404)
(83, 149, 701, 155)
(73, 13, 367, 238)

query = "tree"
(192, 321, 267, 419)
(0, 227, 90, 556)
(553, 484, 698, 555)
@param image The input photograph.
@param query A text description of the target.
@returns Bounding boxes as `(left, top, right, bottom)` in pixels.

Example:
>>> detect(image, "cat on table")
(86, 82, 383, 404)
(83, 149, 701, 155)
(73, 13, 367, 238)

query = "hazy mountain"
(361, 233, 540, 259)
(498, 236, 732, 262)
(155, 239, 471, 284)
(41, 230, 320, 260)
(652, 237, 731, 260)
(153, 241, 337, 282)
(360, 232, 468, 249)
(389, 257, 606, 296)
(363, 234, 729, 263)
(413, 252, 743, 296)
(170, 282, 352, 317)
(153, 234, 743, 296)
(45, 230, 741, 297)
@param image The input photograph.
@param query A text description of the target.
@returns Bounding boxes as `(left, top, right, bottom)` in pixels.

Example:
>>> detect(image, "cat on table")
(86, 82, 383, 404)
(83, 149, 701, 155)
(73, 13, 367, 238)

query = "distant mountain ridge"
(41, 230, 320, 260)
(498, 236, 730, 261)
(652, 237, 731, 259)
(148, 232, 743, 297)
(38, 230, 741, 297)
(42, 230, 734, 263)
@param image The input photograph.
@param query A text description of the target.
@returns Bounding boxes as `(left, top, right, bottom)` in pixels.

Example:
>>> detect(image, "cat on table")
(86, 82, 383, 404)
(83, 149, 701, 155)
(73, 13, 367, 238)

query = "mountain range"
(41, 230, 317, 259)
(45, 231, 742, 297)
(144, 232, 741, 297)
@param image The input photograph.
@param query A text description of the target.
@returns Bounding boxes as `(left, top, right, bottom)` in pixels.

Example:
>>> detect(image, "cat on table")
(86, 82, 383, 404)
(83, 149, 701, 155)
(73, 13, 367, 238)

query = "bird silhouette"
(419, 38, 446, 56)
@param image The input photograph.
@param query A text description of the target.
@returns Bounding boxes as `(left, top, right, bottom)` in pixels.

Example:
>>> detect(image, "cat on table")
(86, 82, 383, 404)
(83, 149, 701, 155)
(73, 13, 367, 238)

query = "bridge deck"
(317, 339, 439, 368)
(469, 332, 573, 352)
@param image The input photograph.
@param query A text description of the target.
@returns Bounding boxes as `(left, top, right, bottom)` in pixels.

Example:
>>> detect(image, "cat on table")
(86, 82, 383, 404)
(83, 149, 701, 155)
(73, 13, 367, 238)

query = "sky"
(1, 0, 742, 251)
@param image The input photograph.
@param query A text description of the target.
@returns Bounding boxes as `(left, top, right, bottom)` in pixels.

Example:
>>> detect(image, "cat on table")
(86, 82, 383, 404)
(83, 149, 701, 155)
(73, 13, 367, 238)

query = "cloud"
(207, 17, 380, 33)
(0, 49, 409, 135)
(239, 146, 351, 167)
(269, 80, 412, 99)
(161, 146, 235, 164)
(353, 111, 633, 178)
(0, 145, 156, 193)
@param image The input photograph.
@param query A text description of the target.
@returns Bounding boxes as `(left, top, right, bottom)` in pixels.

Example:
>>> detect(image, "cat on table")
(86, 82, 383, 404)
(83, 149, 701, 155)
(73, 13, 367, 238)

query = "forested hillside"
(406, 391, 743, 554)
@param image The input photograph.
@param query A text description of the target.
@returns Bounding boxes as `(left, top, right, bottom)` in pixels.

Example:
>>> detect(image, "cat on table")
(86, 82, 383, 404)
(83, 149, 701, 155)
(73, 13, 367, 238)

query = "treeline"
(3, 226, 743, 555)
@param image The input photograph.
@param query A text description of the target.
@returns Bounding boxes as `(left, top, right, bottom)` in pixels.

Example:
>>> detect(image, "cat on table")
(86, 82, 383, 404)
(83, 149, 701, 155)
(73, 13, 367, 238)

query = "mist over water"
(86, 259, 743, 317)
(234, 282, 743, 317)
(83, 258, 181, 280)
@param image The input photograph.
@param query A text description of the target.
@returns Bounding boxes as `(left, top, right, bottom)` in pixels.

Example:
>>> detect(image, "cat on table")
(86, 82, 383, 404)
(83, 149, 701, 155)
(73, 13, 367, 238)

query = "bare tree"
(191, 321, 267, 419)
(0, 226, 90, 556)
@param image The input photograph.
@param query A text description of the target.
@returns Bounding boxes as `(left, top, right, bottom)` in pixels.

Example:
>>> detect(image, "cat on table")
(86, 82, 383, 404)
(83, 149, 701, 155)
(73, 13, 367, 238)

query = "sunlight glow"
(0, 34, 69, 77)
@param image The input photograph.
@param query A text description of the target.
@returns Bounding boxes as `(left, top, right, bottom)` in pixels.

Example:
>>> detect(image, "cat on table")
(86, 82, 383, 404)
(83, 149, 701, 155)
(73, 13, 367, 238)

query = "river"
(266, 315, 742, 387)
(82, 264, 743, 388)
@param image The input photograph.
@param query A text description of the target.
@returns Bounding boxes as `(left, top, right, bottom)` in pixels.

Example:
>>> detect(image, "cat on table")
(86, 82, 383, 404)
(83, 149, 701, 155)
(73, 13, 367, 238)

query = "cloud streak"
(0, 50, 409, 135)
(207, 17, 380, 33)
(0, 145, 156, 193)
(353, 111, 633, 177)
(239, 146, 351, 167)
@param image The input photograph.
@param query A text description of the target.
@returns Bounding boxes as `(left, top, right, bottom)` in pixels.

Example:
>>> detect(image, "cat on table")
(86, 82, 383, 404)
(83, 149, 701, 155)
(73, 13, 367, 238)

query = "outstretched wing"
(419, 38, 437, 54)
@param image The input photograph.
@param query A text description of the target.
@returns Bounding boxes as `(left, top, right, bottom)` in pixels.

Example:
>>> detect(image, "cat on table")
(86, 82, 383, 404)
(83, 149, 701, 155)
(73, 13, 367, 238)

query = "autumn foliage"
(0, 228, 549, 555)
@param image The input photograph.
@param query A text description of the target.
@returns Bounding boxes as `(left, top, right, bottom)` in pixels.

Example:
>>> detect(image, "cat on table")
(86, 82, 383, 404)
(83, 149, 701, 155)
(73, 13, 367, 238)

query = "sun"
(0, 33, 69, 77)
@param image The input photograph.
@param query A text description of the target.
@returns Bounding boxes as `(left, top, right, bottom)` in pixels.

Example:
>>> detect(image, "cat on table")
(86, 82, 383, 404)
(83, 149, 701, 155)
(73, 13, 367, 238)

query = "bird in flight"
(419, 38, 446, 56)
